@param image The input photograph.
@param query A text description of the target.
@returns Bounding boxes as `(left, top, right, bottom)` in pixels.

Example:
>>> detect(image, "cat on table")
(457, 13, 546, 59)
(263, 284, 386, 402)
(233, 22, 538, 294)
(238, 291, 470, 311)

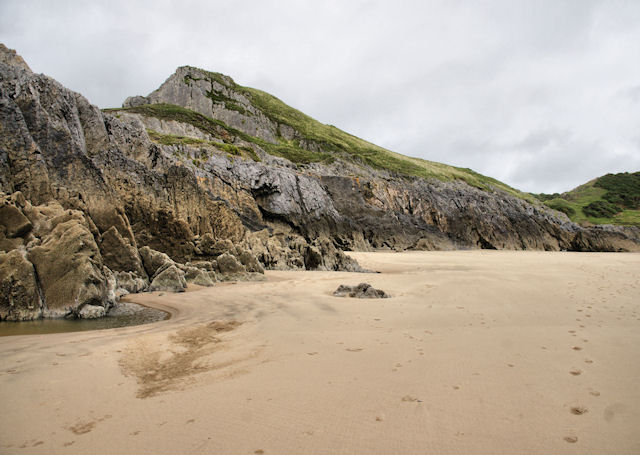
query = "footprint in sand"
(569, 369, 582, 376)
(307, 352, 318, 356)
(564, 436, 578, 443)
(570, 406, 588, 415)
(572, 346, 583, 351)
(345, 348, 363, 352)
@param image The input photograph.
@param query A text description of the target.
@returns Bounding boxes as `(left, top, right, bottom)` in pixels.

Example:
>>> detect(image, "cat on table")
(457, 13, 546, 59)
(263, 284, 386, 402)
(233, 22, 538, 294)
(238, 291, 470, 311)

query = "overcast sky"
(1, 0, 639, 193)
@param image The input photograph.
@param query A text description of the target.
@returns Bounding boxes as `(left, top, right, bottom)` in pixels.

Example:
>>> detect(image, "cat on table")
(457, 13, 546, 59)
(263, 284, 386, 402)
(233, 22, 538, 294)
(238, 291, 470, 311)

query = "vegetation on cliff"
(533, 172, 640, 226)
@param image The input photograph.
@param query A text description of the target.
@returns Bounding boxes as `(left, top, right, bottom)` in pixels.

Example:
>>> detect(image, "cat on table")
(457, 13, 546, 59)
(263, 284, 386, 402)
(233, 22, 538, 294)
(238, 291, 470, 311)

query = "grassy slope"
(536, 174, 640, 227)
(106, 68, 535, 201)
(239, 85, 534, 201)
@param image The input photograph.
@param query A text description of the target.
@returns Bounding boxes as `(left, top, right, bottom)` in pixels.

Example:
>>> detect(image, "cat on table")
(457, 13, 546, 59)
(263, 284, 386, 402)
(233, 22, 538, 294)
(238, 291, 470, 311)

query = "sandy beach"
(1, 251, 639, 454)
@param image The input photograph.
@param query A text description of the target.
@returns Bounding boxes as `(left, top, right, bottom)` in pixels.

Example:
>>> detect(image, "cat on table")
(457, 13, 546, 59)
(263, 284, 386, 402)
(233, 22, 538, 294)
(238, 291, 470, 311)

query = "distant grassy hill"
(533, 172, 640, 227)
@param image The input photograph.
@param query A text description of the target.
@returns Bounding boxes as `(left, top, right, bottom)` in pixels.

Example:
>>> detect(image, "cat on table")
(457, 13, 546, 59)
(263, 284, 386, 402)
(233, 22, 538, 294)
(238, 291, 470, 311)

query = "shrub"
(544, 199, 575, 216)
(595, 172, 640, 209)
(583, 200, 621, 218)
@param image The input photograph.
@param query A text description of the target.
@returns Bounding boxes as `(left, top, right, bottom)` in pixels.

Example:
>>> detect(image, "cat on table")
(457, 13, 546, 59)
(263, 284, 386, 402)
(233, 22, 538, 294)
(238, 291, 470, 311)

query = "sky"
(1, 0, 639, 193)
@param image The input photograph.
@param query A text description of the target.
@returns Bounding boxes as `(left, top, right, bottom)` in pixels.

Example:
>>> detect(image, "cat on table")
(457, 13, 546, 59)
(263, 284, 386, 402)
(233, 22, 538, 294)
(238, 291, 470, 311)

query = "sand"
(1, 251, 639, 454)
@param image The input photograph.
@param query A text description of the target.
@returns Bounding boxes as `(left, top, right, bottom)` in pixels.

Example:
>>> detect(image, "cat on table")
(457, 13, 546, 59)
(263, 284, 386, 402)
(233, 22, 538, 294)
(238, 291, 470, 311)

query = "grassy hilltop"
(533, 172, 640, 227)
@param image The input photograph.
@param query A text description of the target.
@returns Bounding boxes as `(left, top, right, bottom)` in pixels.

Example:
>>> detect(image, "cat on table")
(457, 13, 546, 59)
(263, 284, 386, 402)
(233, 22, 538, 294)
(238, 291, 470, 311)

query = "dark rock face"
(0, 203, 32, 238)
(0, 249, 42, 320)
(0, 44, 638, 319)
(333, 283, 390, 299)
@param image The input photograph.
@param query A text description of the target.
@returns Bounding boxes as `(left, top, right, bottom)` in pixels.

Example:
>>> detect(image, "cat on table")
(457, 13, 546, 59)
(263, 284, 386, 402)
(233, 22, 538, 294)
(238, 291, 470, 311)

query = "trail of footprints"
(563, 296, 602, 445)
(562, 266, 640, 445)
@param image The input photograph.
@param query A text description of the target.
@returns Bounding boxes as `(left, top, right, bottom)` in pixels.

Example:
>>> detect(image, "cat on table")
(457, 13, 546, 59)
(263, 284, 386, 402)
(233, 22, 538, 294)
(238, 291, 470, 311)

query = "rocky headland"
(1, 43, 638, 321)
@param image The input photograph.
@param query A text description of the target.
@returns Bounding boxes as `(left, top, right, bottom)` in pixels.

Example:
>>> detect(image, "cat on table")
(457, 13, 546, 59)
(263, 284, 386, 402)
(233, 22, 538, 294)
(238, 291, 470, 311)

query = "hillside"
(109, 66, 534, 202)
(534, 172, 640, 227)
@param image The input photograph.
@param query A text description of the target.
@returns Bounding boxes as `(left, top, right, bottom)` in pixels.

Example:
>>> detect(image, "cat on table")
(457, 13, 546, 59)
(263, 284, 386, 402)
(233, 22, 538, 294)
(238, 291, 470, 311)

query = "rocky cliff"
(1, 44, 638, 321)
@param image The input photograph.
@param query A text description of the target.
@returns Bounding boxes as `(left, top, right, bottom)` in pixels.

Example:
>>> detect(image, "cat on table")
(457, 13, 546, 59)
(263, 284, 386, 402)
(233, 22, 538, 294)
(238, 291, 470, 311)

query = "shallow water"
(0, 302, 169, 337)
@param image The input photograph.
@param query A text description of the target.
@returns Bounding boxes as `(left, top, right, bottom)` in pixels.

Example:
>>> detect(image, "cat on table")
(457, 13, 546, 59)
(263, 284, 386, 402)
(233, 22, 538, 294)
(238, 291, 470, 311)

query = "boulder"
(149, 265, 186, 292)
(0, 231, 24, 252)
(0, 203, 32, 238)
(199, 234, 236, 257)
(114, 271, 149, 294)
(99, 226, 146, 278)
(27, 214, 108, 317)
(0, 249, 42, 320)
(215, 252, 246, 275)
(78, 304, 107, 319)
(236, 248, 264, 273)
(333, 283, 389, 299)
(184, 266, 216, 286)
(139, 245, 175, 278)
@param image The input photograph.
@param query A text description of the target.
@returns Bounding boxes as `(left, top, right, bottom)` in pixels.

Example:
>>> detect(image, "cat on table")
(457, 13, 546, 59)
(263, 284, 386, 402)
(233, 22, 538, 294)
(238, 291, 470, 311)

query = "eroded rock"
(139, 246, 175, 279)
(149, 265, 186, 292)
(333, 283, 390, 299)
(99, 226, 146, 278)
(215, 252, 246, 275)
(0, 203, 32, 238)
(0, 249, 42, 320)
(27, 211, 108, 318)
(184, 267, 216, 286)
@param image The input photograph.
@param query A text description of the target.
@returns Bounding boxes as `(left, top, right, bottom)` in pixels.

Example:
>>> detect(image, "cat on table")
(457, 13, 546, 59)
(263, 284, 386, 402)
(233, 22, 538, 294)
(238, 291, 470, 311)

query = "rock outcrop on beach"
(333, 283, 390, 299)
(0, 43, 638, 320)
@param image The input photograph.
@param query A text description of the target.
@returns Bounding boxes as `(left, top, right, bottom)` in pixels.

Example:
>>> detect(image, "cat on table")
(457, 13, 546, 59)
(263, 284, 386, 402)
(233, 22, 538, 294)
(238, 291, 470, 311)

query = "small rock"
(78, 304, 107, 319)
(184, 267, 216, 286)
(149, 265, 186, 292)
(333, 283, 389, 298)
(216, 252, 246, 275)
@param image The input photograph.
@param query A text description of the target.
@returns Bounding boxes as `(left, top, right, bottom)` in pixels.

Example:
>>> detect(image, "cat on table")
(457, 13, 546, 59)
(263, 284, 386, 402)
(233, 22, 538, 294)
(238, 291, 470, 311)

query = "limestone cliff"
(0, 45, 638, 320)
(117, 65, 640, 253)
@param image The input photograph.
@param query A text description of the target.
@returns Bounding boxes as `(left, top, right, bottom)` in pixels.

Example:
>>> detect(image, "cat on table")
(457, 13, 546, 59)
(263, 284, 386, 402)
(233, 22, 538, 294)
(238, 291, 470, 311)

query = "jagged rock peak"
(0, 43, 32, 72)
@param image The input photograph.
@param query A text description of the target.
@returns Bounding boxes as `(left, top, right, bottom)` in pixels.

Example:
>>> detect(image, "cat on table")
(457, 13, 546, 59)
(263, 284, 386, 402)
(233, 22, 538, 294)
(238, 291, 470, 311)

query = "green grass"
(544, 198, 575, 217)
(106, 104, 332, 164)
(232, 85, 533, 199)
(534, 173, 640, 227)
(145, 129, 260, 161)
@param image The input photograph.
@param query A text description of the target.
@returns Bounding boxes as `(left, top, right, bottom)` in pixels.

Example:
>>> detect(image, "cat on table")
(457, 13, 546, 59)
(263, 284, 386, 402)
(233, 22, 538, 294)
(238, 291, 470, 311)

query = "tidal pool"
(0, 302, 169, 337)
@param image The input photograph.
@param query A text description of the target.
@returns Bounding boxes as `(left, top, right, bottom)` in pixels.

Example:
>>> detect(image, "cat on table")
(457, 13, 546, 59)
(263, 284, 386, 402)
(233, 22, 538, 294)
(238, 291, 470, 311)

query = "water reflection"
(0, 302, 169, 337)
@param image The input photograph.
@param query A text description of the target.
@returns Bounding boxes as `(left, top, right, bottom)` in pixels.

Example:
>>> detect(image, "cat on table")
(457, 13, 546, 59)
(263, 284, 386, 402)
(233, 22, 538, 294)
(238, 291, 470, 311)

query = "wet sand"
(1, 251, 639, 454)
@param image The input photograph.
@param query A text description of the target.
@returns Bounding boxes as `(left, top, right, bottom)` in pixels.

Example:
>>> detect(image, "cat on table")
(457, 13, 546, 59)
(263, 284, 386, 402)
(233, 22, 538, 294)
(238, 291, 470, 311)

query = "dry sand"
(1, 251, 639, 454)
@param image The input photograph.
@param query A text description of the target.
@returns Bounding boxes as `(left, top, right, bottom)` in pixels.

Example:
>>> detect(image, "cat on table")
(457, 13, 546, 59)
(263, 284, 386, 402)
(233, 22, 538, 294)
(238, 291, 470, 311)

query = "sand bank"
(1, 251, 639, 454)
